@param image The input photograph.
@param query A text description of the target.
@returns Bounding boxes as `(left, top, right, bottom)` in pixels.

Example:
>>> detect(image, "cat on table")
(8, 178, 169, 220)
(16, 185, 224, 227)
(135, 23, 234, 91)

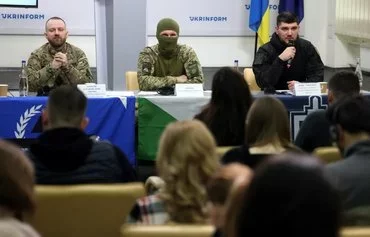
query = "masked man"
(137, 18, 203, 91)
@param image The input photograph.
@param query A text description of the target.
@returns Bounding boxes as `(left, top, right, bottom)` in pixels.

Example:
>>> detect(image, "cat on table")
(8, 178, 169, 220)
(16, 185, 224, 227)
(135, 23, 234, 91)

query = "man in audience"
(207, 163, 253, 237)
(137, 18, 203, 91)
(27, 85, 136, 184)
(326, 95, 370, 210)
(253, 11, 324, 91)
(295, 71, 360, 152)
(26, 16, 93, 95)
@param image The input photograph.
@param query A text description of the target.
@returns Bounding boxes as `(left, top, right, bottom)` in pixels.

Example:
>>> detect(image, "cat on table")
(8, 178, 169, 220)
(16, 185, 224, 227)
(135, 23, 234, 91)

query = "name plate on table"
(77, 83, 107, 97)
(293, 82, 321, 96)
(175, 83, 203, 97)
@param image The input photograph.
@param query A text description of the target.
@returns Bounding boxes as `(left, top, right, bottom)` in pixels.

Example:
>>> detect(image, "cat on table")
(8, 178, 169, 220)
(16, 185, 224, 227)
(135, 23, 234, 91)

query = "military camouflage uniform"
(137, 44, 203, 91)
(26, 42, 93, 92)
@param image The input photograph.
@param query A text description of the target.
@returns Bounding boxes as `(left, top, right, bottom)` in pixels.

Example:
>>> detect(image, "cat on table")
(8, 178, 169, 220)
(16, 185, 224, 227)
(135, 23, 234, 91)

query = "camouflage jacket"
(26, 42, 93, 92)
(137, 44, 204, 91)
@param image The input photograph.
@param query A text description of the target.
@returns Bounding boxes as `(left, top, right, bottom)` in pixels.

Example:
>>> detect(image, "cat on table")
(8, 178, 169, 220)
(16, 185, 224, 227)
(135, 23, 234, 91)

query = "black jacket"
(294, 109, 332, 152)
(27, 127, 137, 184)
(253, 33, 324, 90)
(221, 145, 270, 169)
(327, 140, 370, 210)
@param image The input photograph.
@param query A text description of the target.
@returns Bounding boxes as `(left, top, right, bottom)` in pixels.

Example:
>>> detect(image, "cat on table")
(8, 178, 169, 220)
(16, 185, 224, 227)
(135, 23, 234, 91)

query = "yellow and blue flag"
(249, 0, 270, 46)
(278, 0, 304, 23)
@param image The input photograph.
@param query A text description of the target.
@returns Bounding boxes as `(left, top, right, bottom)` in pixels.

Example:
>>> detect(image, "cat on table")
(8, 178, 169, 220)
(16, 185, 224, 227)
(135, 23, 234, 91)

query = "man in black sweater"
(253, 11, 324, 91)
(27, 85, 137, 184)
(294, 71, 360, 152)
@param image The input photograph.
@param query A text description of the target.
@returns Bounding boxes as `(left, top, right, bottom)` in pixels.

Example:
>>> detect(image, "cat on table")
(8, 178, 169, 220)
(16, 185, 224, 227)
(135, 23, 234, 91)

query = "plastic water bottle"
(19, 60, 28, 97)
(355, 57, 363, 88)
(234, 59, 239, 72)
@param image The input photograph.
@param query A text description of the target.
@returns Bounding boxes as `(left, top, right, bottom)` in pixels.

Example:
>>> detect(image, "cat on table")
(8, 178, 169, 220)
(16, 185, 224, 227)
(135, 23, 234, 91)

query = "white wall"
(0, 0, 369, 70)
(147, 0, 336, 68)
(0, 35, 96, 67)
(148, 37, 255, 67)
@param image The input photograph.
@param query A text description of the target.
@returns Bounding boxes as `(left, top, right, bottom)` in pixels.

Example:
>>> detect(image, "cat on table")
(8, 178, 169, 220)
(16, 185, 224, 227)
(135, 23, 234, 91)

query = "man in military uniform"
(26, 17, 93, 94)
(137, 18, 203, 91)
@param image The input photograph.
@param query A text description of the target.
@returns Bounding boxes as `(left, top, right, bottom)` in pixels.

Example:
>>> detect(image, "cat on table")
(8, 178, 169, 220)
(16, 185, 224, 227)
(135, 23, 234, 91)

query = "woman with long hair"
(0, 140, 39, 237)
(195, 67, 253, 146)
(128, 120, 219, 224)
(222, 96, 301, 168)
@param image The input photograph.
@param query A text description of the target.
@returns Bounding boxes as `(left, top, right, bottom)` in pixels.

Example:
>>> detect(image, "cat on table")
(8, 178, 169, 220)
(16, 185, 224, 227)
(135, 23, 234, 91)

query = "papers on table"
(137, 91, 159, 96)
(106, 91, 135, 97)
(276, 90, 294, 95)
(175, 83, 203, 97)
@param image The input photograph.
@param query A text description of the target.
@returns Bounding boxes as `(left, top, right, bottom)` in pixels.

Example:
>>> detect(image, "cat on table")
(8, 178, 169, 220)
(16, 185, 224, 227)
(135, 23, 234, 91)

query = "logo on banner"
(189, 16, 227, 22)
(244, 3, 279, 11)
(0, 13, 45, 20)
(290, 96, 327, 140)
(14, 105, 43, 139)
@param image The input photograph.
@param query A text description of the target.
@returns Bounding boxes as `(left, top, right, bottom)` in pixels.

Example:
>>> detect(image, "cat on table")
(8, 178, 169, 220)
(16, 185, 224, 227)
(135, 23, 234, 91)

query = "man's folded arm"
(26, 54, 58, 92)
(137, 51, 176, 91)
(183, 47, 204, 84)
(64, 52, 93, 85)
(253, 48, 285, 89)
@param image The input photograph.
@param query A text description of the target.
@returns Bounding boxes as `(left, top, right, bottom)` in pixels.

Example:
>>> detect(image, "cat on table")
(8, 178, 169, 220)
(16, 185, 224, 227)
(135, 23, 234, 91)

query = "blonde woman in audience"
(128, 120, 219, 224)
(222, 96, 301, 169)
(206, 163, 253, 237)
(0, 140, 40, 237)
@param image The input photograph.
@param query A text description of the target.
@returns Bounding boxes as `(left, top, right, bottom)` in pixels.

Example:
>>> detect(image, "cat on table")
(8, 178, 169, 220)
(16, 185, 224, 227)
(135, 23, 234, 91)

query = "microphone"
(287, 40, 295, 68)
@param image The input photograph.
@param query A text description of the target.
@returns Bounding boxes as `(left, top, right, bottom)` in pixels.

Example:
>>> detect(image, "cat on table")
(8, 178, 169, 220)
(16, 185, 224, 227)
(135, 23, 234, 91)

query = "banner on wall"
(147, 0, 304, 36)
(0, 0, 95, 35)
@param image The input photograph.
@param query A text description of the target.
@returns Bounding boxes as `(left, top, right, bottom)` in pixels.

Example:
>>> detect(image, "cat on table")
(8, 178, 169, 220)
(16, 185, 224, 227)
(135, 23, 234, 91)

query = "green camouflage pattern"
(137, 44, 204, 91)
(26, 42, 93, 92)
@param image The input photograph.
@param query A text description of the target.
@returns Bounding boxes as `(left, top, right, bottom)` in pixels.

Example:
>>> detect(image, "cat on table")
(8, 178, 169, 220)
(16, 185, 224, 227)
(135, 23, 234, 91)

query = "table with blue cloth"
(137, 93, 330, 161)
(0, 96, 137, 166)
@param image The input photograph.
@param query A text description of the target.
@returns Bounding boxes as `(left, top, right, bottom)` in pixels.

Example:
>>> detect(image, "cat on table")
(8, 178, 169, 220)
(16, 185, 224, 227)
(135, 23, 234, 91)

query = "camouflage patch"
(187, 61, 200, 78)
(142, 62, 152, 75)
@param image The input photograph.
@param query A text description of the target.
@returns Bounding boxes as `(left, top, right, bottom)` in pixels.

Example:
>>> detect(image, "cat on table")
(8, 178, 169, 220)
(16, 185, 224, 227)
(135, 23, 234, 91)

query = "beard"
(48, 36, 67, 49)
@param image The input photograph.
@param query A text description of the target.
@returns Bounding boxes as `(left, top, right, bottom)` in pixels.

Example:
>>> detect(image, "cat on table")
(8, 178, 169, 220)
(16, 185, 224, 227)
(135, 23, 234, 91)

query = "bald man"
(26, 16, 93, 94)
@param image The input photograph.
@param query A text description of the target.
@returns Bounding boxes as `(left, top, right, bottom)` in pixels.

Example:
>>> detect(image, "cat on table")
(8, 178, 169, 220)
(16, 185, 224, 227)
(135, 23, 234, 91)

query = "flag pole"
(254, 32, 258, 58)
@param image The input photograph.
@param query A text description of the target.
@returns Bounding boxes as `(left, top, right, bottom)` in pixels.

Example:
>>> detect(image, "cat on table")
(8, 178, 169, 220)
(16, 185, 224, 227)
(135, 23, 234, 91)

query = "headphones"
(157, 86, 175, 96)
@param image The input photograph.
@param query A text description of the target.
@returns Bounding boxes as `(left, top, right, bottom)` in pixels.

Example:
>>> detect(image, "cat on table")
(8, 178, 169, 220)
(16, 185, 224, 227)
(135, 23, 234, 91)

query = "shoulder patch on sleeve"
(142, 62, 152, 74)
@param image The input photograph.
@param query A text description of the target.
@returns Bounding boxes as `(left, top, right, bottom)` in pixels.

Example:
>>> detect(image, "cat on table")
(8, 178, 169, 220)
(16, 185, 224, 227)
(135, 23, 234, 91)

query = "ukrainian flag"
(249, 0, 270, 46)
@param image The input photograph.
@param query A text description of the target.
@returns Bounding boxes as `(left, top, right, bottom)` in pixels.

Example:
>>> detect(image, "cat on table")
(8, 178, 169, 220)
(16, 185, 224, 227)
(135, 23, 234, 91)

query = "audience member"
(253, 12, 324, 91)
(0, 140, 40, 237)
(137, 18, 203, 91)
(206, 163, 253, 237)
(326, 95, 370, 210)
(195, 67, 253, 146)
(128, 120, 219, 224)
(222, 96, 300, 168)
(27, 17, 93, 94)
(27, 85, 136, 184)
(295, 71, 360, 152)
(236, 154, 341, 237)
